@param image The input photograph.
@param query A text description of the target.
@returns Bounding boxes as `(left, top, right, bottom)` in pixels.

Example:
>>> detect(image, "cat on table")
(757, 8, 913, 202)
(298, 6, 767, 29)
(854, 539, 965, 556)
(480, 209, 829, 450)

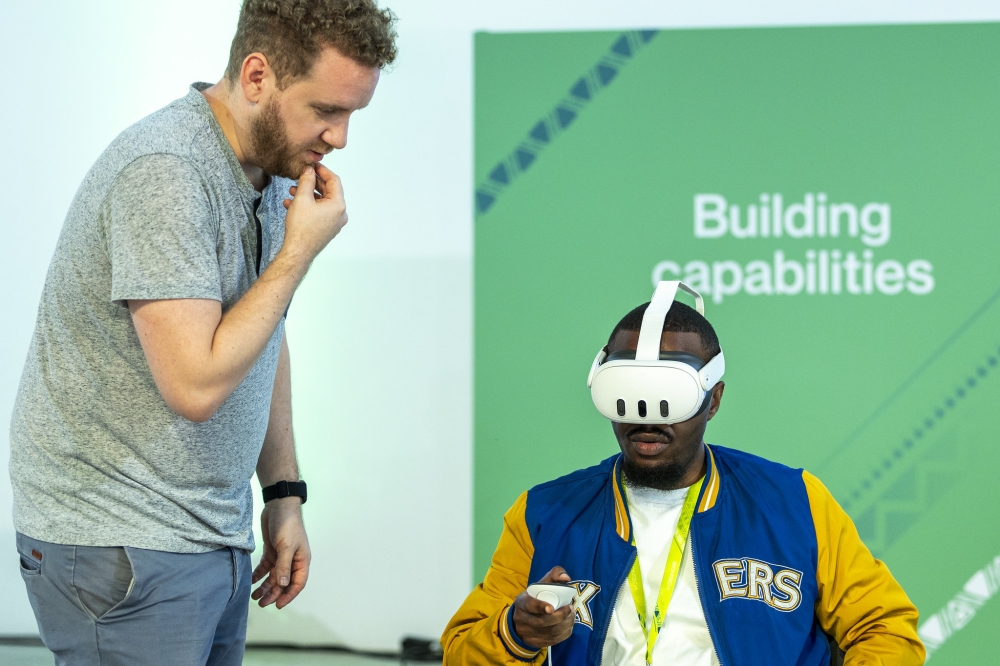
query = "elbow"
(176, 403, 219, 424)
(163, 389, 224, 423)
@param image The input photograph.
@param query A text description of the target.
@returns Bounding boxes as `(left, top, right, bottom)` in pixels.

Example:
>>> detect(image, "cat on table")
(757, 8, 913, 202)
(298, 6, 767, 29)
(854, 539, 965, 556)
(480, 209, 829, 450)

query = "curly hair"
(225, 0, 398, 87)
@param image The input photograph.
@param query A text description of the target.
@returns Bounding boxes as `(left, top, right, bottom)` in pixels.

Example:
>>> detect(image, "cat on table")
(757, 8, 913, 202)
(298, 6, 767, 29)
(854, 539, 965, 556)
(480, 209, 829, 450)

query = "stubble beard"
(247, 96, 300, 180)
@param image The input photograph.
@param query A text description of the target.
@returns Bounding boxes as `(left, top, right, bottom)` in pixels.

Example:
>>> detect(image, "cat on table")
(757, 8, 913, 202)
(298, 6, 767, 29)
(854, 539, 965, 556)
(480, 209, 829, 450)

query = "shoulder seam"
(530, 467, 610, 491)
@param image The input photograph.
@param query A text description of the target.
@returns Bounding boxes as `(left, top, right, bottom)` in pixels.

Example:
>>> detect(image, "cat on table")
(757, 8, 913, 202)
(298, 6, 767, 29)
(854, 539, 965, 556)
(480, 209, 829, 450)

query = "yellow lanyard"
(626, 476, 704, 666)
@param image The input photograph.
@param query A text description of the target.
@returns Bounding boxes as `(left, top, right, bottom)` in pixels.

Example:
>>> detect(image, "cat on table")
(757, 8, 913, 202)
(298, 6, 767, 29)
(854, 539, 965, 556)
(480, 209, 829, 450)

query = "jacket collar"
(697, 444, 722, 512)
(611, 444, 721, 543)
(611, 457, 632, 542)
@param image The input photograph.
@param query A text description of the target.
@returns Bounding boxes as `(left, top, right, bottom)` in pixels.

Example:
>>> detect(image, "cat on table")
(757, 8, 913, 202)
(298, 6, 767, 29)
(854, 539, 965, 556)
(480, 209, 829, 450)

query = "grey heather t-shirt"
(9, 83, 294, 553)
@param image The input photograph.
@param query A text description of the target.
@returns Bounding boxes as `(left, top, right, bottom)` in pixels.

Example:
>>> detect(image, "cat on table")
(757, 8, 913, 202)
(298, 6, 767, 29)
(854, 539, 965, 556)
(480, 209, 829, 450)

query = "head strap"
(635, 281, 704, 361)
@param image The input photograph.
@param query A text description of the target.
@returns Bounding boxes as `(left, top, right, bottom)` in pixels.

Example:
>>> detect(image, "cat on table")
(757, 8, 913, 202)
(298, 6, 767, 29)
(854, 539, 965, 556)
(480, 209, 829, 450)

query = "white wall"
(2, 0, 999, 651)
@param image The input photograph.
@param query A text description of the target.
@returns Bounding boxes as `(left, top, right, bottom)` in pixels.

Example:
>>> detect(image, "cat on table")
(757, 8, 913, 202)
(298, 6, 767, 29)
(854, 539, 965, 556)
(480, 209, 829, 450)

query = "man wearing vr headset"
(442, 281, 923, 666)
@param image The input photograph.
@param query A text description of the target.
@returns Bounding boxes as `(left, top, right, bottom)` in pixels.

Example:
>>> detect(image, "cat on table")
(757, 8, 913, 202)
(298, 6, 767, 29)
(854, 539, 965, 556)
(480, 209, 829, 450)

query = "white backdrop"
(1, 0, 998, 652)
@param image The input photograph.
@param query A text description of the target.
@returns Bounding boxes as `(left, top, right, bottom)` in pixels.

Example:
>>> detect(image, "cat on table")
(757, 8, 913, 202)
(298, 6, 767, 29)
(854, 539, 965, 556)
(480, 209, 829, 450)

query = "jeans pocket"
(16, 538, 43, 577)
(18, 554, 41, 576)
(72, 546, 135, 620)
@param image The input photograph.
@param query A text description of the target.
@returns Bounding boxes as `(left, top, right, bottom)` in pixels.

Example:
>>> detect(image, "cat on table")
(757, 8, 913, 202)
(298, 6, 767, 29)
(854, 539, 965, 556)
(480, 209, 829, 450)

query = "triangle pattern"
(474, 30, 649, 218)
(946, 598, 978, 631)
(556, 106, 577, 129)
(530, 121, 550, 143)
(489, 163, 509, 185)
(476, 190, 496, 214)
(963, 571, 991, 601)
(611, 35, 632, 58)
(598, 63, 619, 86)
(988, 556, 1000, 589)
(516, 148, 536, 171)
(917, 614, 947, 646)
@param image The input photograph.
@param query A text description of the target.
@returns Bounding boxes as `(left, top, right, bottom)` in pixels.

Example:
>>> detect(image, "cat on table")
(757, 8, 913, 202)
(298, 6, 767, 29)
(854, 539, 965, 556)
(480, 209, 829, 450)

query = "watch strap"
(262, 480, 307, 505)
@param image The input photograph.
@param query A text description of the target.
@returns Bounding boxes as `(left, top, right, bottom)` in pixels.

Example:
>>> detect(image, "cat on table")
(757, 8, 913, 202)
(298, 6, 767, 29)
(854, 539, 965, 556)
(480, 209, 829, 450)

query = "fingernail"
(304, 166, 314, 174)
(280, 576, 289, 586)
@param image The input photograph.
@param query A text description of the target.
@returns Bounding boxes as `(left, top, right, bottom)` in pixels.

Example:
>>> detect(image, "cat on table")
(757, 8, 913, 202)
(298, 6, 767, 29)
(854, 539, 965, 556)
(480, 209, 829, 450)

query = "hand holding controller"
(512, 567, 577, 650)
(526, 583, 577, 610)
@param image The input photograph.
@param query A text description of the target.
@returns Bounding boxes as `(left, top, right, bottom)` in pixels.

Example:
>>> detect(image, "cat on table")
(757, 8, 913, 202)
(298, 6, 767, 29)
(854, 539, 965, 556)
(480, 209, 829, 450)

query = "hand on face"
(513, 567, 577, 649)
(610, 330, 724, 490)
(280, 162, 349, 264)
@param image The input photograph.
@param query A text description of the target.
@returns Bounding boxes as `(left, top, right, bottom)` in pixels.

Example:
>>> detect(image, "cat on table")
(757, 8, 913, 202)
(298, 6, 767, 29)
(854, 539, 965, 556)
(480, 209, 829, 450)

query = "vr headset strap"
(699, 351, 726, 390)
(635, 281, 705, 361)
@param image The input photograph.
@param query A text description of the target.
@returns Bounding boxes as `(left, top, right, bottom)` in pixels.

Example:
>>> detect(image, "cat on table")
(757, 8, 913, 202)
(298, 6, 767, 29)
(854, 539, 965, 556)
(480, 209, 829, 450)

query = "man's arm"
(250, 333, 311, 609)
(129, 164, 346, 422)
(441, 492, 573, 665)
(804, 471, 926, 665)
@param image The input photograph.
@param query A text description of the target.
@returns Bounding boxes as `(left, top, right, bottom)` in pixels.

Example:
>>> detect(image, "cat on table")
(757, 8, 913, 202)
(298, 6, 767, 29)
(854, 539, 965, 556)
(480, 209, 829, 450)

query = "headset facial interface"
(587, 281, 725, 425)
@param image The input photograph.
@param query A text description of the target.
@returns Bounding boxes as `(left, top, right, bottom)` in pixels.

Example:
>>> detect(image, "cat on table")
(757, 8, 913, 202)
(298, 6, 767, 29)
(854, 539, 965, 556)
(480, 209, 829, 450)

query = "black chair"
(828, 634, 846, 666)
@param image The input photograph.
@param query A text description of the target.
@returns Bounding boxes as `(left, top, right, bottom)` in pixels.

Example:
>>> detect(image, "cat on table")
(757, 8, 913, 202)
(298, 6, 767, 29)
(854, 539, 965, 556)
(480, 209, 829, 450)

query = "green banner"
(475, 23, 1000, 662)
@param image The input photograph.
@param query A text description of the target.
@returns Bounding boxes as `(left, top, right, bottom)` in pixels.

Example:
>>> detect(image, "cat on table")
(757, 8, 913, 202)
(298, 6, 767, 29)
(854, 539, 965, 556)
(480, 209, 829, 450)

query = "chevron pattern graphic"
(919, 555, 1000, 660)
(841, 347, 998, 517)
(475, 30, 658, 216)
(843, 337, 999, 556)
(851, 433, 968, 557)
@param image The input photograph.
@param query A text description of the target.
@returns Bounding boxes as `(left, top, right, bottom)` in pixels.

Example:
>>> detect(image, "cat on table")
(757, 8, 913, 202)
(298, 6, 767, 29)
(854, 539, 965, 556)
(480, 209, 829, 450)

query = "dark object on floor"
(400, 637, 443, 662)
(0, 637, 44, 647)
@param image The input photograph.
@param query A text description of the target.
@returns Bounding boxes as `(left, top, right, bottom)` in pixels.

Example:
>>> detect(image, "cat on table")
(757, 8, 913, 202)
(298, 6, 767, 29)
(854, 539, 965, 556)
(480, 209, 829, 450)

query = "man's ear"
(706, 381, 725, 421)
(239, 52, 272, 104)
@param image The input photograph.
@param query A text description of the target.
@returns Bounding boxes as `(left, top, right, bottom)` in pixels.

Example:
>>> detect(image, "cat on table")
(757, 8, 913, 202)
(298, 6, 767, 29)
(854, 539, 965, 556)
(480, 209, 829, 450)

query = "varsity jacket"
(442, 444, 924, 666)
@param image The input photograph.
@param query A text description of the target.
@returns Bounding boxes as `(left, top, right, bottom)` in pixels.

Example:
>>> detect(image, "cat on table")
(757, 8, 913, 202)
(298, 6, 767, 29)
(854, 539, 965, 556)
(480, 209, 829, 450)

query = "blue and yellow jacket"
(443, 445, 924, 666)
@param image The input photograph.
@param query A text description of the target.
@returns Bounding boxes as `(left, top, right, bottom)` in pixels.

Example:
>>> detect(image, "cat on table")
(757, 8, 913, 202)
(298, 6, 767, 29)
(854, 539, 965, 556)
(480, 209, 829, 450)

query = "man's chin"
(622, 445, 698, 489)
(275, 163, 307, 180)
(258, 155, 311, 180)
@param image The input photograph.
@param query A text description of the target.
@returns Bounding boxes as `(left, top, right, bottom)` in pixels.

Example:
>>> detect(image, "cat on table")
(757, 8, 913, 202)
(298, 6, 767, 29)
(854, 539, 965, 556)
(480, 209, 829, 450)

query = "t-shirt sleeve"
(106, 153, 222, 306)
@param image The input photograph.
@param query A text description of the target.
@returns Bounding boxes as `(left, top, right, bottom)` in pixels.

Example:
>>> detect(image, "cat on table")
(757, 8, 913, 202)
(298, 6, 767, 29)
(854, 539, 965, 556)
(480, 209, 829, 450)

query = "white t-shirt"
(601, 483, 720, 666)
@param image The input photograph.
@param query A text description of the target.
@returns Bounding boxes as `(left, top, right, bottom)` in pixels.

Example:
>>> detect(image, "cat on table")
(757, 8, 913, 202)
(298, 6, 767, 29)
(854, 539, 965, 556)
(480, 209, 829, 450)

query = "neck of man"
(201, 81, 268, 191)
(623, 442, 707, 491)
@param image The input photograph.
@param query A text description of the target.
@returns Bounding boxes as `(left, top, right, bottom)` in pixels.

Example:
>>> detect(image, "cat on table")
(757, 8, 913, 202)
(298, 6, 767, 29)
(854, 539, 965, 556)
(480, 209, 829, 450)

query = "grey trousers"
(16, 532, 251, 666)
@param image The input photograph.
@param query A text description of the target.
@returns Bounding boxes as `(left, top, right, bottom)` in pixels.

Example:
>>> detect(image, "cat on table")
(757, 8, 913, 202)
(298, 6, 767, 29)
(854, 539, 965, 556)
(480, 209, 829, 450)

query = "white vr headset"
(587, 281, 725, 425)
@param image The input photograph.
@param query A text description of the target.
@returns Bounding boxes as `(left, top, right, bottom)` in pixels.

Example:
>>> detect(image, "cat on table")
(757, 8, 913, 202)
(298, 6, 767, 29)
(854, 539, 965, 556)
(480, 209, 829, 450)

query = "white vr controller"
(587, 280, 725, 425)
(526, 583, 577, 610)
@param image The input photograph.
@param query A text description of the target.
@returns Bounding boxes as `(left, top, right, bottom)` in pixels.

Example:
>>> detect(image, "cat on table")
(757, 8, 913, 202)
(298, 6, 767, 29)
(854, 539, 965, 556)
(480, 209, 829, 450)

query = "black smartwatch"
(262, 480, 307, 505)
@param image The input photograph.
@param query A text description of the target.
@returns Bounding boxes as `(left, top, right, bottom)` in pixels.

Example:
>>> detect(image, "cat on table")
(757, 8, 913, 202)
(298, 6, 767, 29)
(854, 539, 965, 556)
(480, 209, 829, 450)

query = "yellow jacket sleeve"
(803, 471, 925, 666)
(441, 491, 547, 665)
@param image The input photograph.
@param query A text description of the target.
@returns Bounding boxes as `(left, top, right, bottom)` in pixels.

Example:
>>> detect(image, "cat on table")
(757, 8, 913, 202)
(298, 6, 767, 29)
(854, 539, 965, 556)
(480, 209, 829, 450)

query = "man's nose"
(322, 123, 348, 150)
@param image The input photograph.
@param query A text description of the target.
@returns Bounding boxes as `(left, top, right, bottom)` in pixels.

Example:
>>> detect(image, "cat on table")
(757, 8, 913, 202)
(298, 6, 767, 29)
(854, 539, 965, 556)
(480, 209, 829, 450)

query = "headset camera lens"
(638, 400, 647, 418)
(616, 399, 626, 417)
(660, 400, 669, 417)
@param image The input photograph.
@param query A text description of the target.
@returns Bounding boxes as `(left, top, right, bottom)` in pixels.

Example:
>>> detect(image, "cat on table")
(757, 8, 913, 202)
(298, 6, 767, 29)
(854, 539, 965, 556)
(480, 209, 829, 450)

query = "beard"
(621, 439, 703, 490)
(622, 455, 691, 490)
(246, 96, 302, 179)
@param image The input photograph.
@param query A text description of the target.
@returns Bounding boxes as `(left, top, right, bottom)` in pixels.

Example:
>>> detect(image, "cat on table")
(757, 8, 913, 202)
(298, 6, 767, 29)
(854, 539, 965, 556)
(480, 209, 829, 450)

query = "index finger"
(251, 553, 275, 584)
(314, 162, 342, 200)
(540, 566, 571, 583)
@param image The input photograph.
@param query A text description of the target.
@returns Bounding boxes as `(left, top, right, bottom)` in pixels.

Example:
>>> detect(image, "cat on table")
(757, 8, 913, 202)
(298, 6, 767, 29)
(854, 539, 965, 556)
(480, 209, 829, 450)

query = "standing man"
(9, 1, 396, 664)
